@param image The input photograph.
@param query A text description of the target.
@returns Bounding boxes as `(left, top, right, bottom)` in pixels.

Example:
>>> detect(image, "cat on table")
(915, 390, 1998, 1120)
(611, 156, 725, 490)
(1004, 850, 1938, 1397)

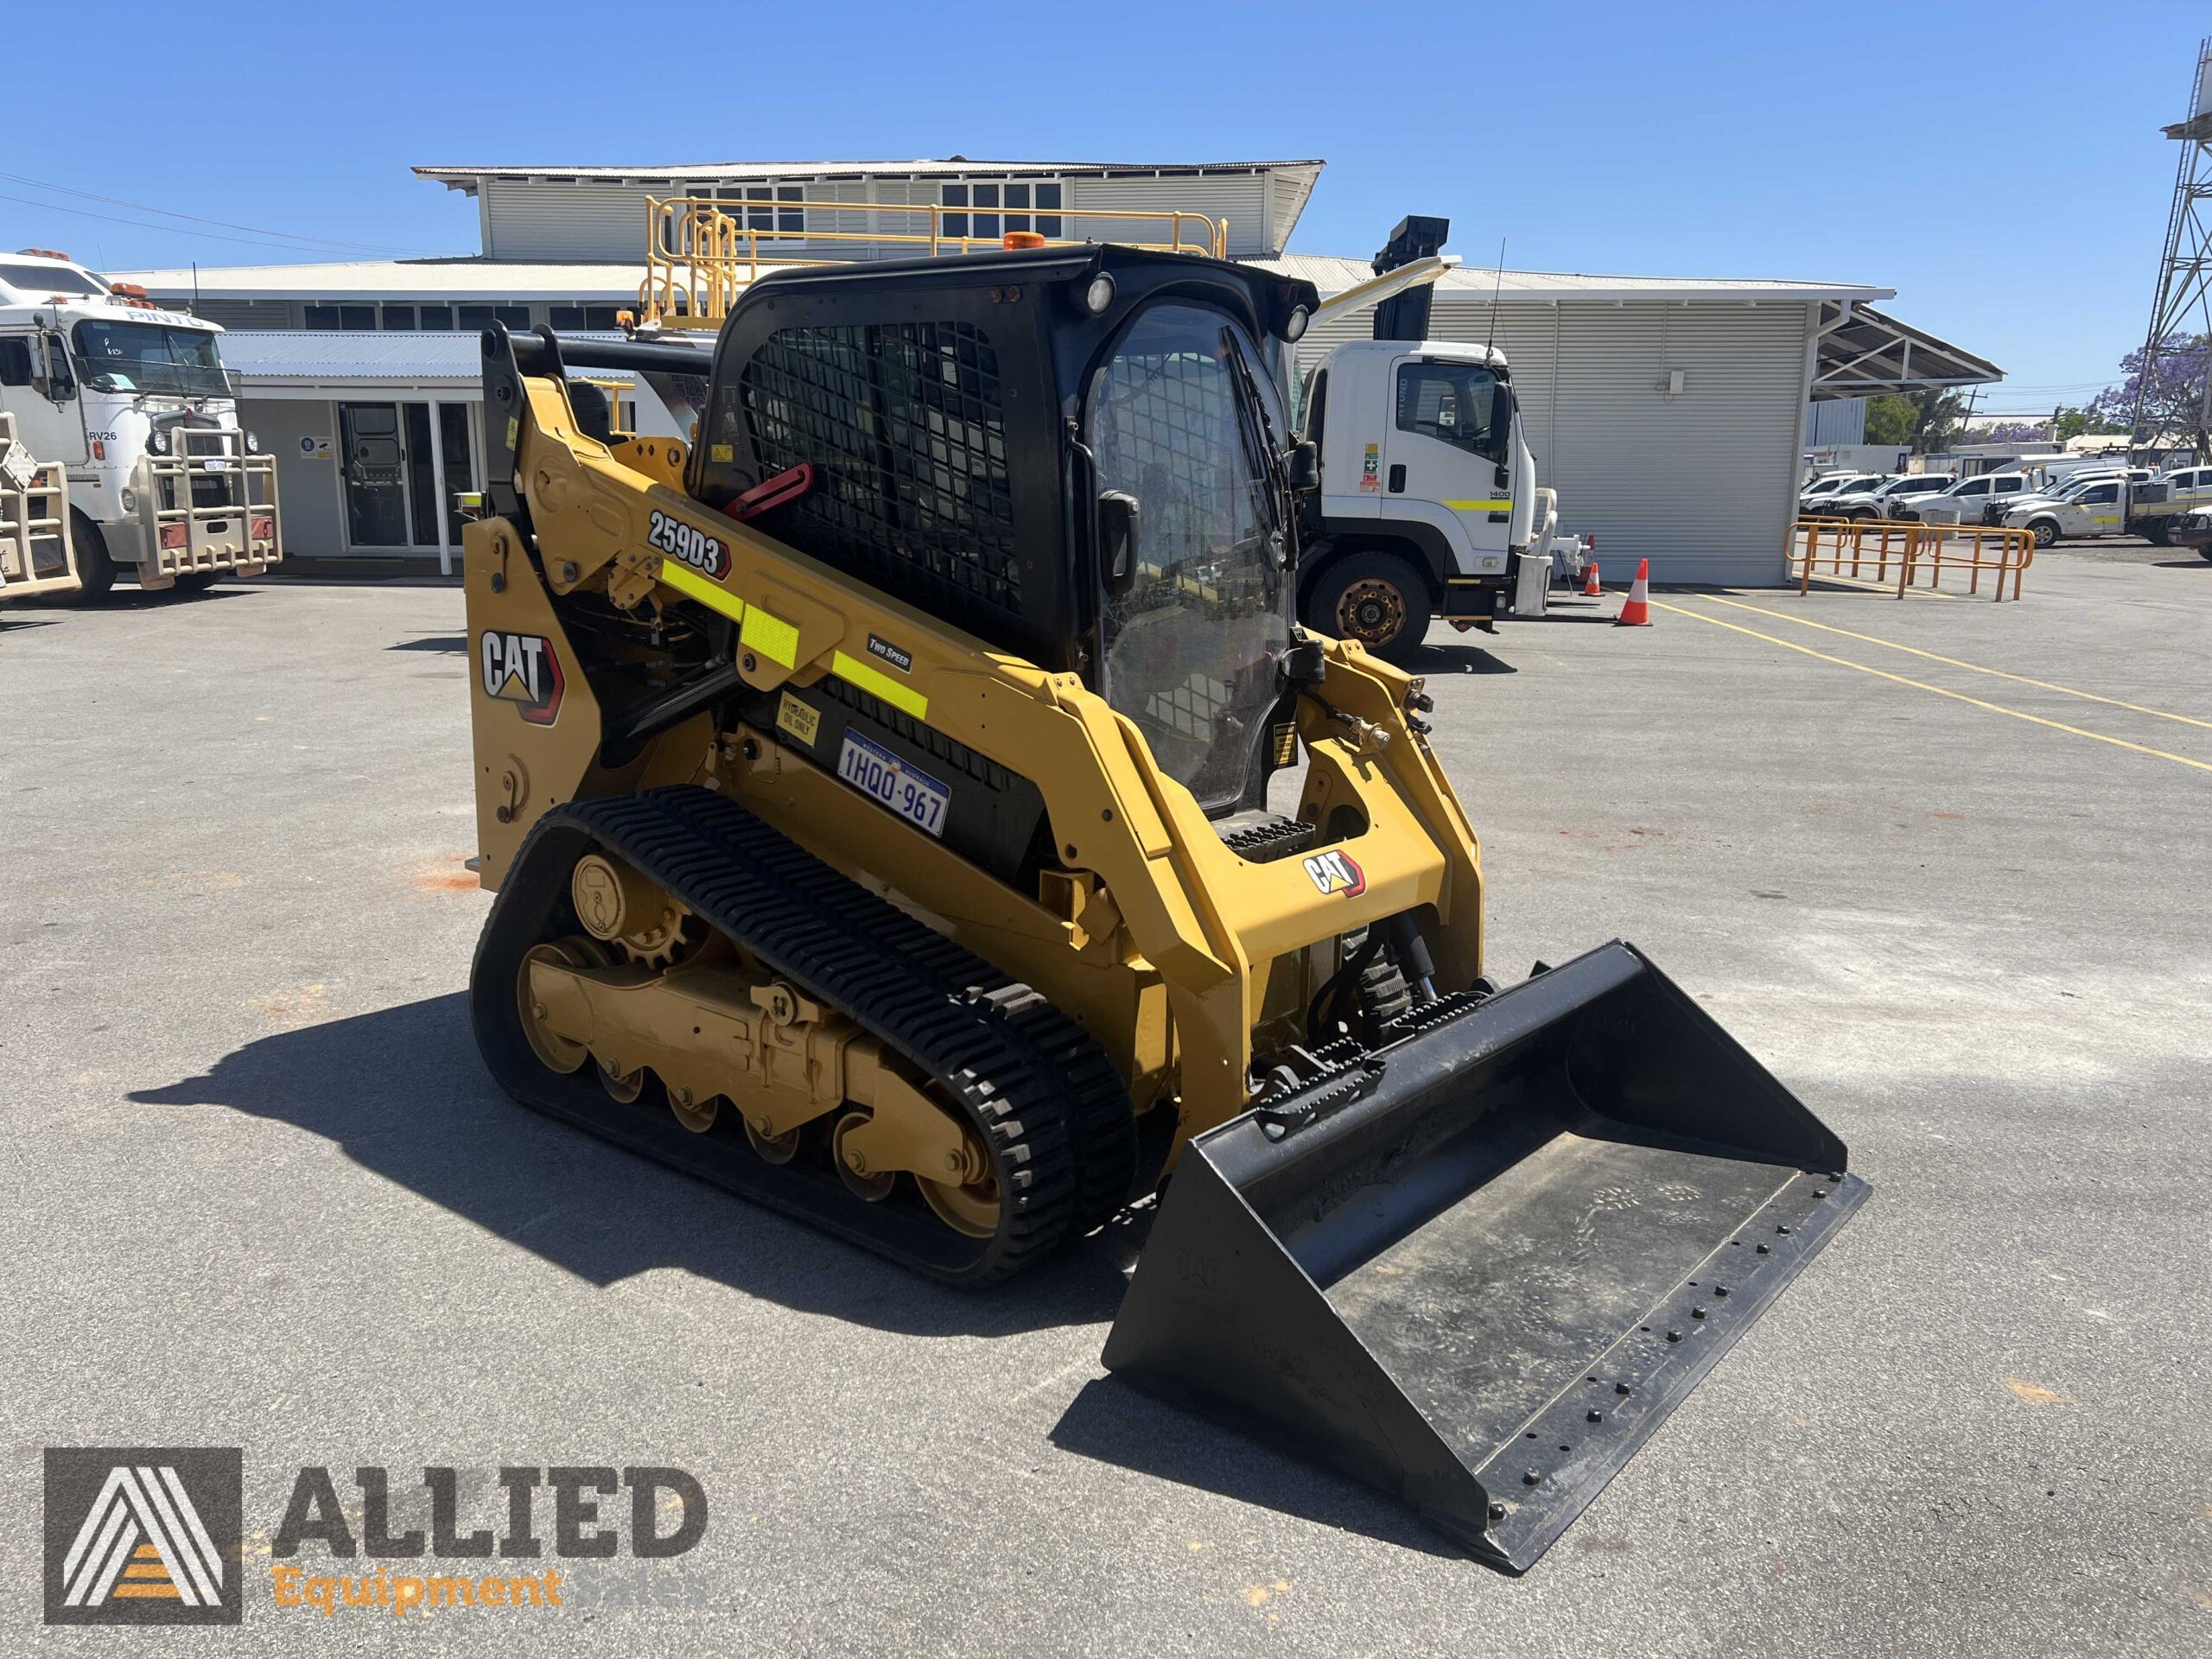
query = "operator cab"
(693, 244, 1319, 817)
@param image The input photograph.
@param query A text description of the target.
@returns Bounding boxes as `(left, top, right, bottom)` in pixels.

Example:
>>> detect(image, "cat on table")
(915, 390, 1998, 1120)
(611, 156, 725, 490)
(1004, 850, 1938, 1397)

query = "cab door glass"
(1394, 361, 1509, 465)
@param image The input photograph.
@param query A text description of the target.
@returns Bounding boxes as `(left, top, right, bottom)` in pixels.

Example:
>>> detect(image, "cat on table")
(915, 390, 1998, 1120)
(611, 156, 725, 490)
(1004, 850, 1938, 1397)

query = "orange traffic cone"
(1616, 558, 1652, 626)
(1583, 559, 1602, 598)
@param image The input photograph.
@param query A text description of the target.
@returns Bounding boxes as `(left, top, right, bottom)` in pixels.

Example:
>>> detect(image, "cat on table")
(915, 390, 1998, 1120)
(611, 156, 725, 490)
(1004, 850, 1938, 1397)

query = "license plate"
(836, 731, 949, 838)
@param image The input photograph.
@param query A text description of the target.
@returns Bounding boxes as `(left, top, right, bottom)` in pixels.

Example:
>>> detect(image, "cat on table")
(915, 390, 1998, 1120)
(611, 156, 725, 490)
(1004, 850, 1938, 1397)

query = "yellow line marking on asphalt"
(1649, 600, 2212, 775)
(1800, 571, 1961, 600)
(1701, 594, 2212, 731)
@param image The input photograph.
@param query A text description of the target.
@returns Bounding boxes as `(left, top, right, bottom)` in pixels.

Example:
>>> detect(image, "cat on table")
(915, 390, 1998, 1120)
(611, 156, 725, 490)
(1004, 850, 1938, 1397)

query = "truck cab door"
(1380, 356, 1513, 575)
(3, 330, 87, 468)
(2078, 480, 2122, 535)
(1308, 356, 1381, 522)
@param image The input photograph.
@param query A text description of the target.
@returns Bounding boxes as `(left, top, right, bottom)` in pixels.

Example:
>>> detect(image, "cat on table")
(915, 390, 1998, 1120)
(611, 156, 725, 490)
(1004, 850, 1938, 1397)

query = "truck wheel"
(63, 510, 117, 606)
(2144, 518, 2172, 545)
(1303, 550, 1432, 665)
(2030, 518, 2058, 550)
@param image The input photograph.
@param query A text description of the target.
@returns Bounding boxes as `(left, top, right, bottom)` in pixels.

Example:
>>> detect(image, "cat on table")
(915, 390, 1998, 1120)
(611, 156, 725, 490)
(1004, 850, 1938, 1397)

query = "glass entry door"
(340, 403, 408, 547)
(339, 400, 480, 552)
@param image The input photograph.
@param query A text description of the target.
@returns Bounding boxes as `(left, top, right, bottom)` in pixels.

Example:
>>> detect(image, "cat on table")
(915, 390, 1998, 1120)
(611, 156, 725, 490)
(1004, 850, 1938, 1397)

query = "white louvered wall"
(1065, 176, 1270, 256)
(484, 180, 655, 259)
(1299, 299, 1814, 583)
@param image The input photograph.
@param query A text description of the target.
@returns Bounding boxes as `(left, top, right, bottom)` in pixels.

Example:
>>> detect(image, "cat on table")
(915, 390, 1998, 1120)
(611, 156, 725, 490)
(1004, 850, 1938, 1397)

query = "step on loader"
(460, 243, 1867, 1570)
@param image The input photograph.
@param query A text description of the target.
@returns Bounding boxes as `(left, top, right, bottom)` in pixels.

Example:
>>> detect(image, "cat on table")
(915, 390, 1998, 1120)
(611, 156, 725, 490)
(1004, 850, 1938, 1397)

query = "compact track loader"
(461, 244, 1867, 1570)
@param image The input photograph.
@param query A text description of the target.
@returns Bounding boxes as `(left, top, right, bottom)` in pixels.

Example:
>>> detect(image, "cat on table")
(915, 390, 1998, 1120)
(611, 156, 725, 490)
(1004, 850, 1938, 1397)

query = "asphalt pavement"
(3, 543, 2208, 1656)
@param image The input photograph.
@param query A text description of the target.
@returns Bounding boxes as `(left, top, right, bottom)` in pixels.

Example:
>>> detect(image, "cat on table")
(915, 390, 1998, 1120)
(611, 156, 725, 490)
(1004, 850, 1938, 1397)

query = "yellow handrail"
(1790, 518, 2034, 601)
(636, 195, 1230, 329)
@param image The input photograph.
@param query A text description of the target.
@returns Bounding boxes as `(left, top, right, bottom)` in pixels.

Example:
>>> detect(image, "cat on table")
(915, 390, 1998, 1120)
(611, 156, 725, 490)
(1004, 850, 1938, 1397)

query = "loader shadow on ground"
(388, 634, 467, 654)
(1049, 1378, 1463, 1559)
(1402, 643, 1517, 674)
(131, 994, 1137, 1338)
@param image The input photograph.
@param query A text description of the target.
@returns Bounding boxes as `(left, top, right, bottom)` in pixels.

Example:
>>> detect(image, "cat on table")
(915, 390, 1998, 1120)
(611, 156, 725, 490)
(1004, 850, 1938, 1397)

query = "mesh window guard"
(738, 321, 1020, 617)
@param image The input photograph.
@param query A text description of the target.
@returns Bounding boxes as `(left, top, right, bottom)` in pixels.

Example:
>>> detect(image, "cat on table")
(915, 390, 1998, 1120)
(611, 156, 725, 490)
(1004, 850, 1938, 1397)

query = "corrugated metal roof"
(127, 251, 1890, 308)
(415, 157, 1325, 184)
(109, 259, 680, 301)
(1253, 252, 1891, 304)
(217, 331, 632, 385)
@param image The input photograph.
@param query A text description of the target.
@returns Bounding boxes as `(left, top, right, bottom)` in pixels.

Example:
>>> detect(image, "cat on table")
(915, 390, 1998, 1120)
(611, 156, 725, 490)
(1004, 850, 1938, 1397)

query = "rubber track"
(472, 785, 1136, 1284)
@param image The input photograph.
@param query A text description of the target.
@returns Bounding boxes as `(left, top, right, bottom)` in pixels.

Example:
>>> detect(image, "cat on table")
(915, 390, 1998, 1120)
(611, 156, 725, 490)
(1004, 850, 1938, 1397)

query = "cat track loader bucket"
(1103, 940, 1869, 1573)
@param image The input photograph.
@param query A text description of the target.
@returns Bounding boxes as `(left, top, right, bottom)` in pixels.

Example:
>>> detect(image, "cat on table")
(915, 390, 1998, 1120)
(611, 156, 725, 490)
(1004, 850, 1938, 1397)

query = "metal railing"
(0, 412, 78, 599)
(637, 195, 1230, 329)
(1790, 518, 2034, 601)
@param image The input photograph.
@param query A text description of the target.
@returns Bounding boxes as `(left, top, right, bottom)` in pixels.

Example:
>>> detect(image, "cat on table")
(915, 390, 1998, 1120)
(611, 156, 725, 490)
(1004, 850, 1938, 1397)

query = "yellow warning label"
(775, 692, 820, 747)
(711, 443, 734, 462)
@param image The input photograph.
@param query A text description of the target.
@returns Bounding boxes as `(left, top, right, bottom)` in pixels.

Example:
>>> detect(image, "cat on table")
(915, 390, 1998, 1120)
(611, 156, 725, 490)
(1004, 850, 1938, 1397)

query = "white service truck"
(1294, 333, 1537, 659)
(0, 248, 278, 601)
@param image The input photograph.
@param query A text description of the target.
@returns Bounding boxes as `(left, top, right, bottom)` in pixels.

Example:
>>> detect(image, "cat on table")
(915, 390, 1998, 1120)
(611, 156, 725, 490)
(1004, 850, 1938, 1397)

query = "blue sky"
(3, 1, 2204, 412)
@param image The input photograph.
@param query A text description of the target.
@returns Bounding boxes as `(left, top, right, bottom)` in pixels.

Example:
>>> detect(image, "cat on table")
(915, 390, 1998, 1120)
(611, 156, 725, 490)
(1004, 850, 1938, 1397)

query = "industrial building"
(116, 156, 1997, 582)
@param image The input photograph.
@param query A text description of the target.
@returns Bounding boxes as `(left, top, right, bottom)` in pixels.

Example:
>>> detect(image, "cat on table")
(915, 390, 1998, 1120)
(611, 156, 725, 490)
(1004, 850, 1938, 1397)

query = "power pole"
(2131, 35, 2212, 461)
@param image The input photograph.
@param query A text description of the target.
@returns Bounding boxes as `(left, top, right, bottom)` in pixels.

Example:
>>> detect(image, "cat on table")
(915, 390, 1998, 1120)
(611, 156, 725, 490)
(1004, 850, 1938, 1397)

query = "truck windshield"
(70, 320, 229, 397)
(1086, 302, 1289, 811)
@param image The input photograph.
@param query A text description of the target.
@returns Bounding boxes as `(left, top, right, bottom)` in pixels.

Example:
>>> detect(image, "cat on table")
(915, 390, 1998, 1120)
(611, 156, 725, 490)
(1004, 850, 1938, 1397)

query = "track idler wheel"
(833, 1110, 894, 1203)
(517, 938, 606, 1074)
(918, 1168, 1001, 1239)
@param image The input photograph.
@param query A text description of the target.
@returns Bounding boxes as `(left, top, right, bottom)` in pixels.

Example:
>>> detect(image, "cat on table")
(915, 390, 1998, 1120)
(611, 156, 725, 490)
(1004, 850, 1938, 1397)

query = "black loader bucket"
(1103, 940, 1869, 1572)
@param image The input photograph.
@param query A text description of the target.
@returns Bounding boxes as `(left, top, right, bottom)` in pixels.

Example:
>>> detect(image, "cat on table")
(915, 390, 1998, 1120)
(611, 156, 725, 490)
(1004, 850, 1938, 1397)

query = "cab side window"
(2080, 483, 2119, 504)
(1395, 360, 1509, 464)
(0, 337, 31, 386)
(1959, 479, 1988, 496)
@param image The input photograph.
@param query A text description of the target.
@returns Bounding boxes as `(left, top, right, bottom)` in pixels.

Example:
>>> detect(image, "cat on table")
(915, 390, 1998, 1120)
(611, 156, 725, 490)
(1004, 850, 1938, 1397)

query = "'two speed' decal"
(480, 631, 564, 725)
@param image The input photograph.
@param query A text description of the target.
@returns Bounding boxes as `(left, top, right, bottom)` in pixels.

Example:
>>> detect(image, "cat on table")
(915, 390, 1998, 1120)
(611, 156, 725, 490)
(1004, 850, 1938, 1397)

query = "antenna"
(2130, 35, 2212, 456)
(1483, 238, 1505, 356)
(192, 260, 200, 316)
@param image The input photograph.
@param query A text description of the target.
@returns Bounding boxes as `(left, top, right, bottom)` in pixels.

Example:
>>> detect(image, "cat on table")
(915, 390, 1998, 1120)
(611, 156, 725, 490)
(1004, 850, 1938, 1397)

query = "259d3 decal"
(647, 510, 728, 579)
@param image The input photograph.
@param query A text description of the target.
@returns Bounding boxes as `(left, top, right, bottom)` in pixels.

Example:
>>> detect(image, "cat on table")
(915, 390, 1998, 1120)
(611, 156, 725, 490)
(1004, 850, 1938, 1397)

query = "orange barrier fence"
(1790, 518, 2034, 601)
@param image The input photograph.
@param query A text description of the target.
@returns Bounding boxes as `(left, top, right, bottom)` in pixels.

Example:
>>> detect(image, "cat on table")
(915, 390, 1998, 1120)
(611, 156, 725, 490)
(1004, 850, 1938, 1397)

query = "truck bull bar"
(135, 426, 281, 579)
(0, 413, 78, 599)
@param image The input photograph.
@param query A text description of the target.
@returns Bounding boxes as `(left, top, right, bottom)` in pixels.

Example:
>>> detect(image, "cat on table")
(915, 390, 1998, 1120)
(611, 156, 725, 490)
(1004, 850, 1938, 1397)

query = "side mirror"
(1287, 440, 1319, 492)
(41, 332, 74, 402)
(1098, 490, 1140, 597)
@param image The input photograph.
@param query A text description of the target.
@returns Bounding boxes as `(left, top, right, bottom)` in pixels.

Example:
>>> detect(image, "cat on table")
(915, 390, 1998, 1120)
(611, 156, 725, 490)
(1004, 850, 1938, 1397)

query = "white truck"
(1294, 333, 1538, 659)
(1999, 474, 2133, 547)
(1816, 473, 1958, 522)
(0, 248, 278, 601)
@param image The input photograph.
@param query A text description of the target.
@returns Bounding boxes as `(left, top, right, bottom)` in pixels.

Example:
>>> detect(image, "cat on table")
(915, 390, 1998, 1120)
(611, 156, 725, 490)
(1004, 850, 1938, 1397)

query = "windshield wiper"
(1219, 328, 1291, 524)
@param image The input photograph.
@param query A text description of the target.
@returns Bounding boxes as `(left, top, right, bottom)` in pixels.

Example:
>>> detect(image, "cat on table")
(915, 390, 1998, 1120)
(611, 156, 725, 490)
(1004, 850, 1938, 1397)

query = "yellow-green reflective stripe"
(1440, 498, 1511, 512)
(741, 606, 799, 669)
(658, 560, 746, 622)
(832, 649, 928, 720)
